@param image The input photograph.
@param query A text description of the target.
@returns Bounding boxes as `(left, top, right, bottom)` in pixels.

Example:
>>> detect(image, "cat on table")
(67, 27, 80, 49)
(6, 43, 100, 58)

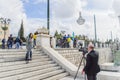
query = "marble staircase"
(0, 49, 69, 80)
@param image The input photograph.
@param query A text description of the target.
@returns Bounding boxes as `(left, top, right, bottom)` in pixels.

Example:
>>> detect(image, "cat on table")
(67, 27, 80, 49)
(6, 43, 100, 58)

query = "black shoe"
(26, 60, 29, 64)
(30, 58, 32, 61)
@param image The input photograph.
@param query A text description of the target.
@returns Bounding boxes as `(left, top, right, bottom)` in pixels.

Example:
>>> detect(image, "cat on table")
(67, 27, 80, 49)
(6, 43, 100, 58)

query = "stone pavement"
(60, 76, 84, 80)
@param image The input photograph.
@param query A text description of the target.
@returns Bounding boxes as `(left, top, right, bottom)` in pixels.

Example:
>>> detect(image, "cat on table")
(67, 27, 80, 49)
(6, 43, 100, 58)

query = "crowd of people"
(56, 34, 77, 48)
(1, 33, 37, 64)
(1, 34, 23, 49)
(1, 32, 37, 49)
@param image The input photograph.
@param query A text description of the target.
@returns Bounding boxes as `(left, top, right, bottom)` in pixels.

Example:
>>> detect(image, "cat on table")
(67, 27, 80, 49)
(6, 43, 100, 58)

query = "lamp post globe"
(0, 18, 11, 39)
(77, 12, 85, 25)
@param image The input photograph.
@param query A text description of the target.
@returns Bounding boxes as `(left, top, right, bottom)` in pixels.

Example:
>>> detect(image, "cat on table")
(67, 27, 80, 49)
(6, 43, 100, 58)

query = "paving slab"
(60, 76, 84, 80)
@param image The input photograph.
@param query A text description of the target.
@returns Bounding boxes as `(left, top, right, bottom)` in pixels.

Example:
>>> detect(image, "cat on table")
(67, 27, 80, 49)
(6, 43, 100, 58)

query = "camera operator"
(82, 43, 100, 80)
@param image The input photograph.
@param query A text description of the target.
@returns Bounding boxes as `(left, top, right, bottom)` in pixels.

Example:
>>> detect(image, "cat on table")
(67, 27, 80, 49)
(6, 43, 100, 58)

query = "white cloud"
(52, 0, 82, 19)
(0, 0, 27, 37)
(0, 0, 119, 41)
(50, 0, 107, 41)
(113, 0, 120, 16)
(26, 18, 47, 35)
(81, 0, 88, 8)
(87, 0, 113, 10)
(50, 0, 120, 41)
(26, 0, 120, 41)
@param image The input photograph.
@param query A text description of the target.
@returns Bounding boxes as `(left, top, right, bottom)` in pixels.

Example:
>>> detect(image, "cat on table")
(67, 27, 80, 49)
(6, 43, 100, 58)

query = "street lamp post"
(94, 15, 97, 47)
(47, 0, 50, 34)
(0, 18, 11, 39)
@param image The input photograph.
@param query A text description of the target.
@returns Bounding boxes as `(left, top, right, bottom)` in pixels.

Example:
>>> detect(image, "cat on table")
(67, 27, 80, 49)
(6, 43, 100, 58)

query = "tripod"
(74, 54, 86, 80)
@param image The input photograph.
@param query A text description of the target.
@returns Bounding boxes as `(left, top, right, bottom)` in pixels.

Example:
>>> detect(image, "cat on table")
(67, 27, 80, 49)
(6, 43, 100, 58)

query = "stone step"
(43, 72, 69, 80)
(0, 66, 61, 80)
(0, 53, 44, 58)
(0, 49, 42, 53)
(60, 76, 84, 80)
(0, 54, 49, 62)
(0, 64, 58, 78)
(0, 49, 69, 80)
(22, 69, 65, 80)
(0, 60, 54, 72)
(0, 51, 41, 55)
(0, 52, 45, 58)
(0, 57, 51, 67)
(0, 49, 27, 52)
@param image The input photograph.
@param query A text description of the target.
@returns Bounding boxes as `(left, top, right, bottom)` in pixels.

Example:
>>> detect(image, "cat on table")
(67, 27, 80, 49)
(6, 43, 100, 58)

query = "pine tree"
(54, 30, 58, 37)
(18, 20, 25, 42)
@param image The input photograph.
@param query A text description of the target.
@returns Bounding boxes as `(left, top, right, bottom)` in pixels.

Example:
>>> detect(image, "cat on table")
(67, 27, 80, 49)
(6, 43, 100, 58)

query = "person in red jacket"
(83, 43, 100, 80)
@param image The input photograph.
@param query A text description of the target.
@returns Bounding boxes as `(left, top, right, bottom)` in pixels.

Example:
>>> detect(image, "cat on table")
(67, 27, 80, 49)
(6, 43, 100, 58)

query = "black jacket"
(83, 50, 100, 75)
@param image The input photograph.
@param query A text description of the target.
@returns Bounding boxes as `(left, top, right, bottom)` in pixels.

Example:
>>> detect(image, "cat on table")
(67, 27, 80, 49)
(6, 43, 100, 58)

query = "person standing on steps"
(25, 33, 33, 63)
(14, 37, 21, 49)
(2, 38, 6, 49)
(33, 32, 37, 49)
(82, 43, 100, 80)
(9, 34, 13, 49)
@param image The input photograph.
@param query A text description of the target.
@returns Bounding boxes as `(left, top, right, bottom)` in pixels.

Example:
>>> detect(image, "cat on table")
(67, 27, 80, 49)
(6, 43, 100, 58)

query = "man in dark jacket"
(83, 43, 100, 80)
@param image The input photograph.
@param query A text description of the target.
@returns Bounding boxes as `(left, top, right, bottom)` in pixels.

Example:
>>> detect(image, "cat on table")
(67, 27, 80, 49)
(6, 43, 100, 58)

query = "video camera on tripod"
(78, 42, 88, 55)
(74, 42, 87, 80)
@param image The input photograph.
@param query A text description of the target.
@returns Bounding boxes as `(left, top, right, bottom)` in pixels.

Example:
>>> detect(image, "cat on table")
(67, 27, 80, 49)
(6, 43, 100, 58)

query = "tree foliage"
(54, 30, 63, 39)
(1, 26, 8, 31)
(18, 20, 26, 42)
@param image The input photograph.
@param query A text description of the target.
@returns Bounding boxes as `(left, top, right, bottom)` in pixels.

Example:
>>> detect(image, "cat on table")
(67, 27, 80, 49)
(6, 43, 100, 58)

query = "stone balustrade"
(55, 48, 83, 67)
(55, 48, 113, 67)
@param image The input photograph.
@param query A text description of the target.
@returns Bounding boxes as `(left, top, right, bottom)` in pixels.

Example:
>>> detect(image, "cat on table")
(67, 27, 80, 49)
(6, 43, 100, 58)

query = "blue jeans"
(9, 42, 13, 49)
(33, 39, 36, 47)
(2, 43, 5, 49)
(16, 42, 20, 49)
(26, 51, 32, 60)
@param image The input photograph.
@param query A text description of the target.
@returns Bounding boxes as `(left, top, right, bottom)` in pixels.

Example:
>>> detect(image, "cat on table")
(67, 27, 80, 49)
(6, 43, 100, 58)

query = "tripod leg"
(83, 57, 86, 80)
(74, 56, 84, 80)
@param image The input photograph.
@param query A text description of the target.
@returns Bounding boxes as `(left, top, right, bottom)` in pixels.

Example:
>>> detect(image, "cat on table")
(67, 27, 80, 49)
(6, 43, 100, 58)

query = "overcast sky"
(0, 0, 120, 41)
